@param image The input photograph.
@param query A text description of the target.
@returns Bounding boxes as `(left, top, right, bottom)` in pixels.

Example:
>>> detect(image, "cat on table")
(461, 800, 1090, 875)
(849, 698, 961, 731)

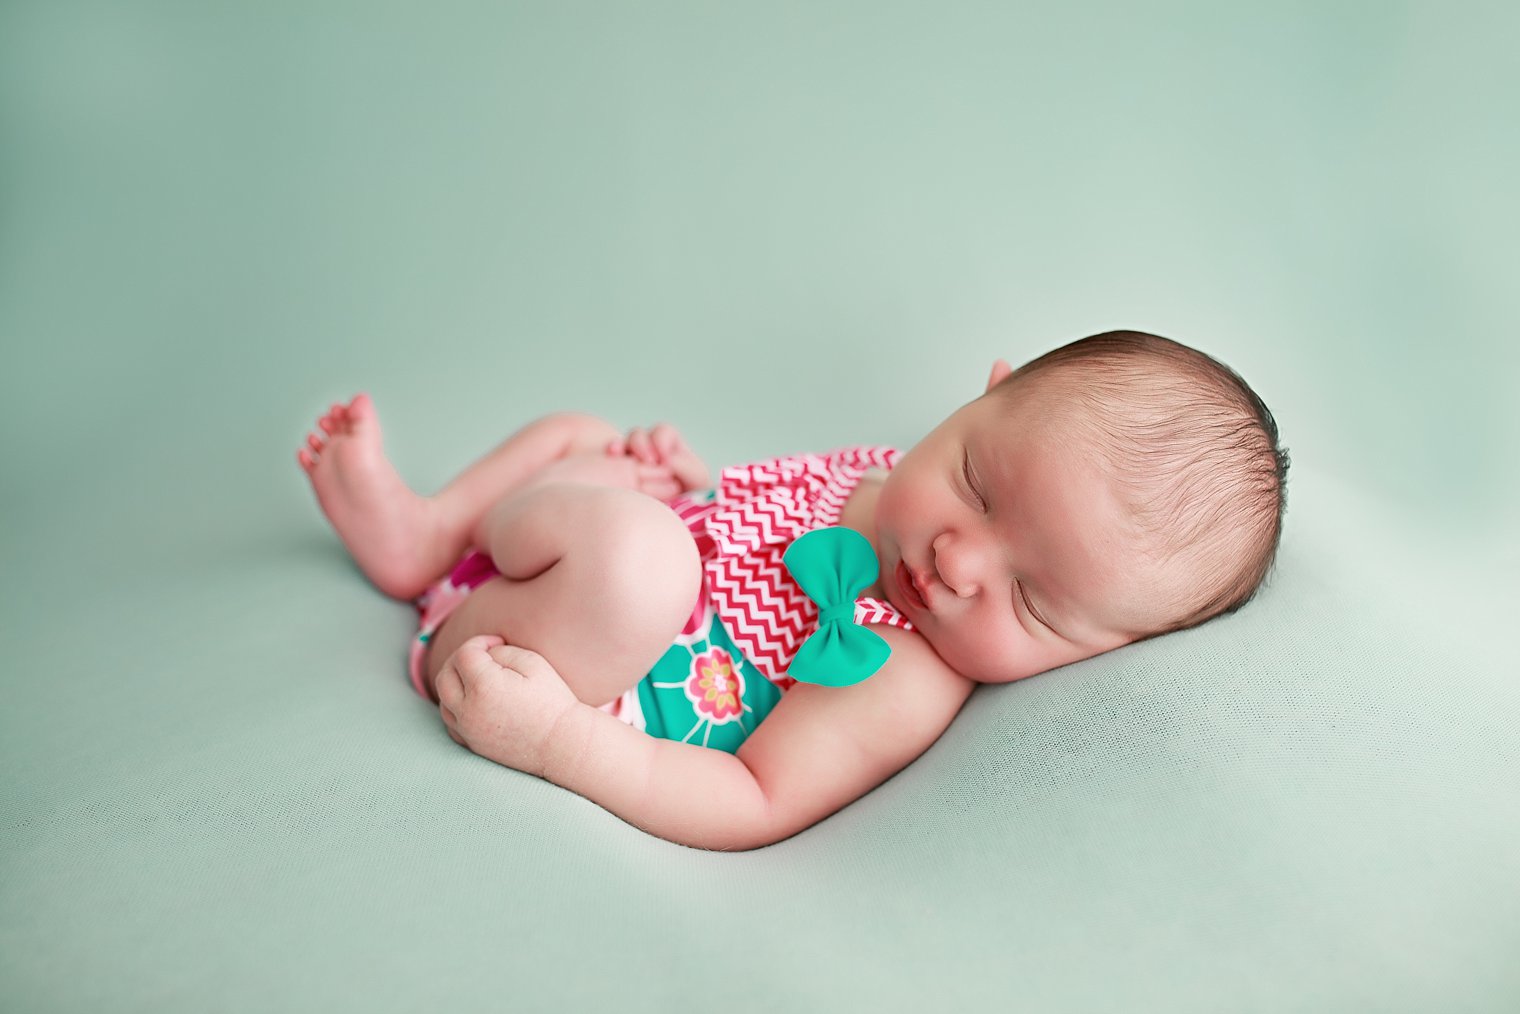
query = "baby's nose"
(932, 536, 981, 599)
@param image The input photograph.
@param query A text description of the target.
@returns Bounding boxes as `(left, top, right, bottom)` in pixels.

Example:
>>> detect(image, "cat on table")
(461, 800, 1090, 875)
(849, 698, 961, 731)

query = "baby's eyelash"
(1018, 582, 1061, 637)
(962, 453, 987, 511)
(1015, 582, 1043, 628)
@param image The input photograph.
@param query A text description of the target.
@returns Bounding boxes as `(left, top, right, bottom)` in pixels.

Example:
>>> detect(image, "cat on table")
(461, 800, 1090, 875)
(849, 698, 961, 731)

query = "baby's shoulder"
(867, 619, 959, 666)
(772, 622, 974, 776)
(856, 623, 974, 706)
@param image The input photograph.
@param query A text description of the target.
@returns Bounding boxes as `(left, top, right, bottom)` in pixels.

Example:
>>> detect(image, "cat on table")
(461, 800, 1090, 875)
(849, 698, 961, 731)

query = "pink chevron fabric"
(676, 445, 915, 692)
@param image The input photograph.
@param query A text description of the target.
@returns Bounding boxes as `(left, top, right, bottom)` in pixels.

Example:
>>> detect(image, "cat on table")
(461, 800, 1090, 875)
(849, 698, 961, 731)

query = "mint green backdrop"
(2, 3, 1516, 1011)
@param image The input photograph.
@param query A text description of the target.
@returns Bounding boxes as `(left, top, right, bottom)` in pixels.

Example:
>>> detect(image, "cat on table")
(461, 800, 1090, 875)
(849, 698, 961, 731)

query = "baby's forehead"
(969, 389, 1110, 465)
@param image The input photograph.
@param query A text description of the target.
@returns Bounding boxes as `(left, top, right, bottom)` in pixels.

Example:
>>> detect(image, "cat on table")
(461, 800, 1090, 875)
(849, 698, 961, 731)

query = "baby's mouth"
(896, 560, 929, 612)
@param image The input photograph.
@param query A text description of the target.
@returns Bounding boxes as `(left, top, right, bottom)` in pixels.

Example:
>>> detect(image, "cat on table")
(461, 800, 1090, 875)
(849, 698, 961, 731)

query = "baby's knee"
(595, 491, 702, 620)
(512, 481, 699, 601)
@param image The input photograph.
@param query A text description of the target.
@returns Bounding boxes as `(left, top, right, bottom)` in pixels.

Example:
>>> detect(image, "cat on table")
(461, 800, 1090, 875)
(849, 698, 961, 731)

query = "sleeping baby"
(296, 330, 1289, 850)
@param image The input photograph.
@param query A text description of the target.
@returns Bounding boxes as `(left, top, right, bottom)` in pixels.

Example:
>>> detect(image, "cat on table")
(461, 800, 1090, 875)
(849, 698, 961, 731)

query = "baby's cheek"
(923, 623, 978, 680)
(957, 618, 1026, 682)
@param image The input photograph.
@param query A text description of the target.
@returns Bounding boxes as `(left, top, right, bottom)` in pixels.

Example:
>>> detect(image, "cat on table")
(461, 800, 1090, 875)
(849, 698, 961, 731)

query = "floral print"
(641, 600, 782, 754)
(687, 647, 743, 722)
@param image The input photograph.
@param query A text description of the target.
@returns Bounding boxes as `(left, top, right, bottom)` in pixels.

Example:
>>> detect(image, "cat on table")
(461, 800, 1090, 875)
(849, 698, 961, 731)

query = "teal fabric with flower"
(636, 608, 783, 755)
(782, 526, 892, 687)
(631, 524, 890, 754)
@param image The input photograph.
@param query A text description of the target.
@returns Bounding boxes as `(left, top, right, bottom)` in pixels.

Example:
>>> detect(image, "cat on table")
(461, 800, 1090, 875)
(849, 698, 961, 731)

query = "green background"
(2, 2, 1516, 1011)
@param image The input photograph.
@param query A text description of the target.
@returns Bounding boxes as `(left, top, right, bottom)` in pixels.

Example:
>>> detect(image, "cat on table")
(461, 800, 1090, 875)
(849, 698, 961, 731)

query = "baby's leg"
(421, 482, 702, 708)
(298, 397, 622, 600)
(433, 413, 625, 551)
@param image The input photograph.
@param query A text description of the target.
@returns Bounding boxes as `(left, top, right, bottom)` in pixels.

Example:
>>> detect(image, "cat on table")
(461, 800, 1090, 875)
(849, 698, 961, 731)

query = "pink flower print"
(687, 647, 743, 723)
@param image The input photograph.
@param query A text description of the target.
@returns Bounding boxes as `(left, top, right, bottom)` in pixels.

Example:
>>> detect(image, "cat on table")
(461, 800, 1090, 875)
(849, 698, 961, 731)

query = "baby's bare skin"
(298, 394, 452, 601)
(422, 480, 704, 709)
(298, 397, 706, 600)
(297, 361, 1154, 850)
(300, 399, 713, 706)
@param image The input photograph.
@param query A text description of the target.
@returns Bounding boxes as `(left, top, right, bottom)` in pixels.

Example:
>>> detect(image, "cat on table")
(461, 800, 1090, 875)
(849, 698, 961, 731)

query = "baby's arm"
(546, 625, 975, 851)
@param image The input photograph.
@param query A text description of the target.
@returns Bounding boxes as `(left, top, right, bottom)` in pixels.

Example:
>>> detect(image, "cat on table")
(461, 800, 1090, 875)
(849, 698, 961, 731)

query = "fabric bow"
(781, 526, 892, 687)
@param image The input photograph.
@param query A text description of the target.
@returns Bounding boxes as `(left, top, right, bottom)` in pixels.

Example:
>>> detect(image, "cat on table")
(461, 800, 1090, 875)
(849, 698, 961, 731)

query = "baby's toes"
(297, 431, 327, 469)
(295, 395, 378, 475)
(344, 393, 373, 426)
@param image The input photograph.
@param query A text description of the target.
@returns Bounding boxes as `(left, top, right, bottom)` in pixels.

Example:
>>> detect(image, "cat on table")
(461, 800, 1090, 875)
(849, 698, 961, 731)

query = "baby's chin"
(922, 630, 1026, 684)
(906, 617, 974, 680)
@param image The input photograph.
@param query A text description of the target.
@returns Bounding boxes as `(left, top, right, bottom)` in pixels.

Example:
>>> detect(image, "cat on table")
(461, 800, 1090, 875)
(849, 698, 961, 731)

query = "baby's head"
(874, 330, 1289, 683)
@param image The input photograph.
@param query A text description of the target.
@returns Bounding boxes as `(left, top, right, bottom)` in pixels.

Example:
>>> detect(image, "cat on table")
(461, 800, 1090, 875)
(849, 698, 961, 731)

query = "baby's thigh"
(432, 485, 702, 707)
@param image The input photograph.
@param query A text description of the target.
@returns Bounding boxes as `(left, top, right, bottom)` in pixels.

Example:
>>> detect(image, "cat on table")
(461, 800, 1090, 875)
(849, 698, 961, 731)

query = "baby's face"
(873, 369, 1156, 683)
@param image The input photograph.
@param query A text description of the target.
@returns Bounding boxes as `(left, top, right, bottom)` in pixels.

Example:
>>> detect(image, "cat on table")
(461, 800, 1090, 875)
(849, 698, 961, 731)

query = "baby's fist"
(435, 636, 579, 778)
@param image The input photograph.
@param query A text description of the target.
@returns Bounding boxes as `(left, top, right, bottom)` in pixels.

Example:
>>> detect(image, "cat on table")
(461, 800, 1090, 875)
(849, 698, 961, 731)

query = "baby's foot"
(297, 394, 450, 600)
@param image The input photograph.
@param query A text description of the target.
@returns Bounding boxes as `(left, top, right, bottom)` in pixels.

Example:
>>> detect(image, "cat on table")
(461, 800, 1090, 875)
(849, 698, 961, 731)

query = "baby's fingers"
(454, 635, 508, 690)
(635, 462, 677, 482)
(631, 462, 681, 501)
(626, 427, 659, 465)
(486, 643, 560, 683)
(605, 428, 655, 463)
(649, 423, 684, 459)
(435, 661, 463, 712)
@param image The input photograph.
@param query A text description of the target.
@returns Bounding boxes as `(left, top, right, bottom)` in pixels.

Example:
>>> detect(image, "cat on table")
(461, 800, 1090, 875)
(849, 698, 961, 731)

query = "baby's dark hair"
(991, 330, 1290, 639)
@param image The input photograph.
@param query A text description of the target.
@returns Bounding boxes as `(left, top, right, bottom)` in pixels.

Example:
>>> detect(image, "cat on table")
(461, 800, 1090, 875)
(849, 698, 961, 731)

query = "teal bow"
(782, 526, 892, 687)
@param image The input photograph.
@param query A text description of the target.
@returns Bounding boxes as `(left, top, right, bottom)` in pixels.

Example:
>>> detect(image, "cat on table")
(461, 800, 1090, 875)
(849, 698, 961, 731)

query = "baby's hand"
(528, 450, 681, 499)
(606, 423, 711, 498)
(434, 636, 579, 779)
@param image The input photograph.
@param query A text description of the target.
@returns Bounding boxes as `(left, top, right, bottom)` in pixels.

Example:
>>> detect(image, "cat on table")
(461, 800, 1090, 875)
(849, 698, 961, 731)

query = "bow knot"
(781, 526, 892, 687)
(817, 602, 855, 627)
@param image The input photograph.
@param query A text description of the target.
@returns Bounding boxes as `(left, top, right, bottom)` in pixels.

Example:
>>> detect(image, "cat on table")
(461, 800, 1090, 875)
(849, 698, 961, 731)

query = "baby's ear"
(984, 359, 1013, 394)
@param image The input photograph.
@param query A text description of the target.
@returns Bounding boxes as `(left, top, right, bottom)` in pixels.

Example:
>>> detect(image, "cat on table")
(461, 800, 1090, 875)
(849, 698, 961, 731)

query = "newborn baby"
(297, 330, 1289, 850)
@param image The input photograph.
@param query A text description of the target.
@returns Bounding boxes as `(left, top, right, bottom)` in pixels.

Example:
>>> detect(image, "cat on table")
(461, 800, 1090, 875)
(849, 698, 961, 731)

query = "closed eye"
(1017, 581, 1057, 635)
(962, 451, 986, 512)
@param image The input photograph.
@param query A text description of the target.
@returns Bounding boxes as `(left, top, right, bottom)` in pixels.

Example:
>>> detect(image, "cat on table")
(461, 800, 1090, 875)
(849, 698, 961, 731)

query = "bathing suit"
(408, 445, 914, 753)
